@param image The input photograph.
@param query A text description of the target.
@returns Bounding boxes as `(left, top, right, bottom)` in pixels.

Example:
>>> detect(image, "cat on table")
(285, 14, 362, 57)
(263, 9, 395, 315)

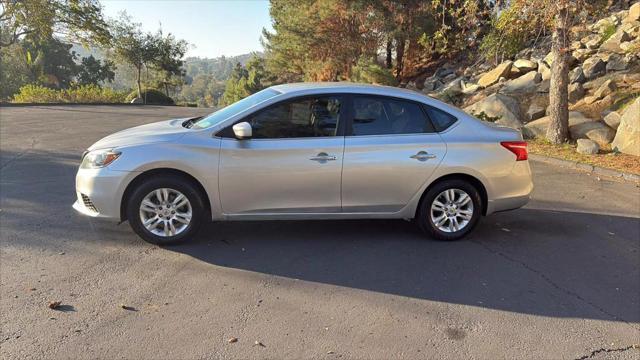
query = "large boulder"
(423, 77, 443, 92)
(593, 79, 617, 100)
(627, 2, 640, 23)
(522, 116, 550, 139)
(502, 71, 542, 93)
(572, 48, 594, 62)
(581, 34, 600, 47)
(522, 112, 601, 140)
(477, 61, 513, 87)
(537, 60, 551, 81)
(464, 93, 523, 129)
(544, 52, 577, 67)
(568, 112, 608, 140)
(461, 81, 481, 94)
(526, 104, 546, 122)
(577, 139, 599, 155)
(603, 111, 621, 129)
(586, 126, 616, 147)
(582, 57, 606, 80)
(600, 28, 632, 53)
(612, 97, 640, 156)
(440, 77, 464, 95)
(606, 53, 630, 71)
(569, 83, 585, 103)
(569, 67, 586, 84)
(513, 59, 537, 72)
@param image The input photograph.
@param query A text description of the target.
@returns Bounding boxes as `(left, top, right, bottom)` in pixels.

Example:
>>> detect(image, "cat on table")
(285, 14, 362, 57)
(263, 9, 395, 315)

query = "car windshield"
(189, 88, 280, 129)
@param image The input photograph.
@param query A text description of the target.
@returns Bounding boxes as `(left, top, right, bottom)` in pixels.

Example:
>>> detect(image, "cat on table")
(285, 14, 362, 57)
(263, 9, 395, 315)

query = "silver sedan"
(73, 83, 533, 244)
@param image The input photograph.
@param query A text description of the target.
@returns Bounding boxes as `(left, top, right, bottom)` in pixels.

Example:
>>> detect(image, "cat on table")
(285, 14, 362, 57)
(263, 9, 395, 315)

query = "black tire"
(416, 179, 482, 241)
(126, 175, 206, 245)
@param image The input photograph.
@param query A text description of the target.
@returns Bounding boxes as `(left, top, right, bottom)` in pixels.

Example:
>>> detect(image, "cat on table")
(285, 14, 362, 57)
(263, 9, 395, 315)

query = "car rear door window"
(350, 96, 434, 136)
(423, 105, 458, 132)
(246, 96, 342, 139)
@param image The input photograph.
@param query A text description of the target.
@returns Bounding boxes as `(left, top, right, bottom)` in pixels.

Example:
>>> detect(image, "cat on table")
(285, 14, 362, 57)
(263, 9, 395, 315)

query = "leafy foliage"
(263, 0, 494, 83)
(0, 44, 31, 100)
(221, 55, 273, 105)
(13, 84, 127, 103)
(21, 36, 79, 89)
(76, 55, 115, 85)
(0, 0, 111, 47)
(109, 13, 158, 98)
(600, 22, 617, 43)
(148, 30, 189, 96)
(471, 111, 501, 123)
(350, 58, 397, 86)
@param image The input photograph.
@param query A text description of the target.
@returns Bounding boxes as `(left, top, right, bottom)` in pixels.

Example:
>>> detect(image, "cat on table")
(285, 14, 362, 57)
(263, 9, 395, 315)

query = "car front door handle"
(310, 152, 337, 162)
(410, 151, 437, 161)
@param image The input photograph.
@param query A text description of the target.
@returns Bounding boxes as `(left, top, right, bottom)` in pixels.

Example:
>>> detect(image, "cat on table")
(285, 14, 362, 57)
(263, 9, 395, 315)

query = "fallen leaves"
(119, 304, 136, 311)
(48, 301, 61, 309)
(254, 341, 265, 347)
(228, 337, 238, 343)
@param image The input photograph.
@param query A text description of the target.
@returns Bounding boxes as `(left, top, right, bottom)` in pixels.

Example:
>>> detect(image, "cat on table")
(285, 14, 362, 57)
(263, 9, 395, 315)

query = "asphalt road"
(1, 105, 639, 360)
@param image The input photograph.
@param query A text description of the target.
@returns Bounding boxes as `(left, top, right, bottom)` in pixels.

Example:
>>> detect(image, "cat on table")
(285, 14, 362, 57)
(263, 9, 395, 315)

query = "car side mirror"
(232, 122, 252, 140)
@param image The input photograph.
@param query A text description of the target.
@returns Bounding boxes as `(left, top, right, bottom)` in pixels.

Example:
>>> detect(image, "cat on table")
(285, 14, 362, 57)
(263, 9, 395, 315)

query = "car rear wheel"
(126, 176, 205, 245)
(417, 179, 482, 241)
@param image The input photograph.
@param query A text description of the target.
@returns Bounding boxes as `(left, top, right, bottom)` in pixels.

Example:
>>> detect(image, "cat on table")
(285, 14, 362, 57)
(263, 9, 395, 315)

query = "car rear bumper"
(485, 160, 533, 215)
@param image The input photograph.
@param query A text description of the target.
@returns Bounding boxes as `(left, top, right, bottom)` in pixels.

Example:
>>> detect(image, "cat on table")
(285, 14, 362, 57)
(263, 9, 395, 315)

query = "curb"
(0, 103, 189, 107)
(529, 154, 640, 183)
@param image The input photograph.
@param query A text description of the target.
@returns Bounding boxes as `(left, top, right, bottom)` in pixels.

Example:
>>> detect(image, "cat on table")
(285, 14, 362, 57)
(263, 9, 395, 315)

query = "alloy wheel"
(429, 188, 474, 233)
(139, 188, 192, 237)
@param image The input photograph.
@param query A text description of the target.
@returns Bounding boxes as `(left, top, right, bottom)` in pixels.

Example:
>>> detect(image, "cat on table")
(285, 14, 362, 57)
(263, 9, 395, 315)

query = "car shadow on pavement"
(2, 149, 638, 325)
(171, 208, 640, 324)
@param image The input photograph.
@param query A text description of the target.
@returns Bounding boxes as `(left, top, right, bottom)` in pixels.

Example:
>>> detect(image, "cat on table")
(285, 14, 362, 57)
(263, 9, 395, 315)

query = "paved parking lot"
(1, 105, 639, 359)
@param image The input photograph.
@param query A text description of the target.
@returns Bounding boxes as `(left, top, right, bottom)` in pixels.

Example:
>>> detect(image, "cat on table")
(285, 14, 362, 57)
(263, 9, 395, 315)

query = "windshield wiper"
(182, 116, 203, 129)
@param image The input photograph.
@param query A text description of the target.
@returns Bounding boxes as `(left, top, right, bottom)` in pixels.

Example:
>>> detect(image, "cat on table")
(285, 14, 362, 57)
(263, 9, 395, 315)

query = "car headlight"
(80, 149, 121, 169)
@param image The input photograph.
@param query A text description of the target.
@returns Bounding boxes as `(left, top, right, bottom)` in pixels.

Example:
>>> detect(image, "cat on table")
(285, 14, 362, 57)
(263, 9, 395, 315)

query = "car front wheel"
(417, 179, 482, 241)
(126, 176, 205, 245)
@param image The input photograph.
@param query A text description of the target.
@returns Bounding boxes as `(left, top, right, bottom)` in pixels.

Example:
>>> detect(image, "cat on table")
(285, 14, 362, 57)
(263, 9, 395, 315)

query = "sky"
(101, 0, 272, 59)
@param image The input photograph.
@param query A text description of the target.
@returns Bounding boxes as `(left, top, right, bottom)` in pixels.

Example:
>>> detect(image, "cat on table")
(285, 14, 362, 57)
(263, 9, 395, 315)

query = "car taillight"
(500, 141, 528, 161)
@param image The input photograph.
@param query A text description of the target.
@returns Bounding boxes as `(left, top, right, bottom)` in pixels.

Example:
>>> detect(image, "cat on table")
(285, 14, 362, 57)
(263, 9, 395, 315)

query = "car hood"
(88, 118, 194, 150)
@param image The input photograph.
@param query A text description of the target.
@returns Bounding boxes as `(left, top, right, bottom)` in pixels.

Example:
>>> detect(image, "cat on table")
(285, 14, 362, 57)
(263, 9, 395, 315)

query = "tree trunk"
(546, 6, 570, 144)
(394, 36, 405, 80)
(136, 65, 143, 101)
(386, 39, 393, 69)
(164, 81, 169, 97)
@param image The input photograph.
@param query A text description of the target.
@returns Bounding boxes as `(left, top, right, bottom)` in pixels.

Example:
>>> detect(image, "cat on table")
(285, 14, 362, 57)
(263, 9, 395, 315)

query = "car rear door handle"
(310, 152, 337, 162)
(410, 151, 437, 161)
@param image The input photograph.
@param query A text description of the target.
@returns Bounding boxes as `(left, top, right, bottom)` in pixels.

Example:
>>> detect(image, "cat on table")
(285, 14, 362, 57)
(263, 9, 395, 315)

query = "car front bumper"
(72, 166, 137, 220)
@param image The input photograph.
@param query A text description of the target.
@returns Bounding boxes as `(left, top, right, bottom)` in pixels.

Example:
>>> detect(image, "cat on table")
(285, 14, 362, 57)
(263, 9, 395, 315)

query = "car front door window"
(248, 96, 342, 138)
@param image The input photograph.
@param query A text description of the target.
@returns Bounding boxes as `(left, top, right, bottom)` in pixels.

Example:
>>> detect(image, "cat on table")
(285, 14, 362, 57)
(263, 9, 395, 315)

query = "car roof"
(268, 82, 470, 119)
(271, 82, 432, 101)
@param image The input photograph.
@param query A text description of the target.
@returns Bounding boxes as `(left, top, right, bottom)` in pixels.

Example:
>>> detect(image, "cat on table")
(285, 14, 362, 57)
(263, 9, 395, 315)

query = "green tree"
(0, 43, 30, 100)
(22, 36, 78, 89)
(221, 55, 273, 105)
(263, 0, 378, 82)
(76, 55, 115, 85)
(148, 30, 189, 96)
(109, 13, 157, 100)
(0, 0, 110, 47)
(262, 0, 492, 83)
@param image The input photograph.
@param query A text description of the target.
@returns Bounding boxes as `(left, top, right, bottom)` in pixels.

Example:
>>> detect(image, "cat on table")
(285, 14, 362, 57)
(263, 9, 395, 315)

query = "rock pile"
(407, 2, 640, 156)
